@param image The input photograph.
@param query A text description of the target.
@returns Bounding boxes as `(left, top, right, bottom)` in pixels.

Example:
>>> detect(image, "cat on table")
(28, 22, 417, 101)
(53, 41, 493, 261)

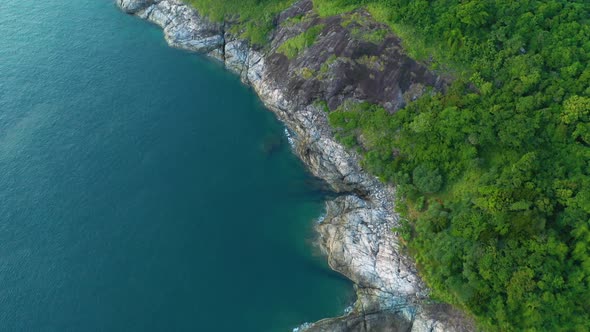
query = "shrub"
(277, 24, 325, 59)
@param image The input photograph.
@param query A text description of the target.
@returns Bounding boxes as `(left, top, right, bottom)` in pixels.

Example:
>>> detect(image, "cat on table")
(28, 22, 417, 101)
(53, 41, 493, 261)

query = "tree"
(413, 164, 443, 193)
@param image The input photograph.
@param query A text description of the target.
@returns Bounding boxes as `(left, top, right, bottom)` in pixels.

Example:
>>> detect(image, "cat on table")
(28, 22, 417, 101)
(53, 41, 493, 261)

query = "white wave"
(284, 127, 295, 149)
(293, 322, 312, 332)
(316, 212, 327, 224)
(343, 304, 354, 314)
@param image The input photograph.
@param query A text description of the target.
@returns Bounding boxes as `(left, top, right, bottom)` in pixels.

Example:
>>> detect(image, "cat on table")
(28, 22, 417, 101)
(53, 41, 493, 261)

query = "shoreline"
(116, 0, 473, 330)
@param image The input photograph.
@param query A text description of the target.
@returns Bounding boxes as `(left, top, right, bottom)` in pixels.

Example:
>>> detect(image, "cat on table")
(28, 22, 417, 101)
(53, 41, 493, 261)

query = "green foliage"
(277, 24, 326, 59)
(340, 12, 388, 44)
(312, 0, 358, 17)
(281, 14, 307, 27)
(356, 55, 384, 71)
(324, 0, 590, 330)
(299, 67, 316, 79)
(318, 54, 340, 78)
(313, 99, 330, 113)
(185, 0, 294, 45)
(351, 27, 388, 44)
(413, 164, 443, 194)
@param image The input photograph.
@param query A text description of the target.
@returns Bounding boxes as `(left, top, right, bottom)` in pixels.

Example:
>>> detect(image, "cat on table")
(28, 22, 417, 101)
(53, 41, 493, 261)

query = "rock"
(303, 311, 414, 332)
(224, 39, 250, 81)
(115, 0, 474, 330)
(121, 0, 225, 55)
(117, 0, 154, 14)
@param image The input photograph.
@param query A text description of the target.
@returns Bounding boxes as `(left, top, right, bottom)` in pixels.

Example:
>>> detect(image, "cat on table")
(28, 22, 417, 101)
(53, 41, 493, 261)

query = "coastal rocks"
(224, 40, 252, 82)
(117, 0, 154, 14)
(303, 307, 472, 332)
(116, 0, 473, 330)
(302, 311, 414, 332)
(117, 0, 225, 54)
(319, 195, 422, 304)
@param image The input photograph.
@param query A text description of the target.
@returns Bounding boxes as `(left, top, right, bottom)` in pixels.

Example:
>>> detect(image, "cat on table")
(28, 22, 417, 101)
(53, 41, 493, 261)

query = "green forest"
(186, 0, 590, 330)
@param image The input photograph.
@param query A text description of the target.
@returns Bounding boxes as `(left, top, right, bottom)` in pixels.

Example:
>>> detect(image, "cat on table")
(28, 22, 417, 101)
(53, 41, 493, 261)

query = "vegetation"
(184, 0, 294, 45)
(350, 26, 388, 44)
(299, 67, 316, 79)
(281, 14, 310, 27)
(184, 0, 590, 329)
(325, 1, 590, 331)
(356, 55, 385, 71)
(277, 24, 326, 59)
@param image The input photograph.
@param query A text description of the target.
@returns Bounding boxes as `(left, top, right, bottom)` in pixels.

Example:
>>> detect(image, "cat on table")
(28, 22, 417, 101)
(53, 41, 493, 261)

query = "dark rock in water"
(260, 135, 283, 156)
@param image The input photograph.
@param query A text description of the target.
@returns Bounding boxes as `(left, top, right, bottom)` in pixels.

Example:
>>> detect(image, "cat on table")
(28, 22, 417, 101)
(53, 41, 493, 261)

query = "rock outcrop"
(118, 0, 155, 14)
(115, 0, 474, 331)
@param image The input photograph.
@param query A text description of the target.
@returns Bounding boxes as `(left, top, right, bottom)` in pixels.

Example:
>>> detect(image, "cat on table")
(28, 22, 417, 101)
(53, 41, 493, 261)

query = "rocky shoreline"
(116, 0, 473, 330)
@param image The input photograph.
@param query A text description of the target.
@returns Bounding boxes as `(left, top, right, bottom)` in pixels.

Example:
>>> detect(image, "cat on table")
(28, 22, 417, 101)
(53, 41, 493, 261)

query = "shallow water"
(0, 1, 353, 331)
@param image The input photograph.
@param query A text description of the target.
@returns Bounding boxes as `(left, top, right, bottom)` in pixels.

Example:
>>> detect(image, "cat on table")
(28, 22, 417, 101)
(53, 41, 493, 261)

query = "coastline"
(116, 0, 473, 330)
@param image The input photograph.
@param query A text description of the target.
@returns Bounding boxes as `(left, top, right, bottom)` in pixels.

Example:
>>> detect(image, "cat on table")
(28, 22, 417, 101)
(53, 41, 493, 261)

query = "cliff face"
(117, 0, 473, 331)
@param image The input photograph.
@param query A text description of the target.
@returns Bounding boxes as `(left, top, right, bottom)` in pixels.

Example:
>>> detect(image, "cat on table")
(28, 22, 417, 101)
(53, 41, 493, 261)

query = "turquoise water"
(0, 1, 353, 331)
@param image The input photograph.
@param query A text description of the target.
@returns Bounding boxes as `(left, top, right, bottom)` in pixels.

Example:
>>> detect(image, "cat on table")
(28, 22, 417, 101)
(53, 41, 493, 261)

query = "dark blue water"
(0, 1, 353, 331)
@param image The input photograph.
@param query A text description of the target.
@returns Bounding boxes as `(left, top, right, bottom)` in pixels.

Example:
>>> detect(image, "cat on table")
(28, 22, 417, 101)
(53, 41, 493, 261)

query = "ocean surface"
(0, 1, 353, 331)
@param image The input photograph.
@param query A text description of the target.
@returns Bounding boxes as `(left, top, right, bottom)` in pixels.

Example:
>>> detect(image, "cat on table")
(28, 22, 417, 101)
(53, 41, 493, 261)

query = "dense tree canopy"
(186, 0, 590, 330)
(326, 0, 590, 330)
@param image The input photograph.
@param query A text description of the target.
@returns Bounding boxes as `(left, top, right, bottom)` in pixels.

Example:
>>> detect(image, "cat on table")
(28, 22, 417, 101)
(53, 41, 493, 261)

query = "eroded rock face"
(116, 0, 473, 331)
(267, 9, 444, 114)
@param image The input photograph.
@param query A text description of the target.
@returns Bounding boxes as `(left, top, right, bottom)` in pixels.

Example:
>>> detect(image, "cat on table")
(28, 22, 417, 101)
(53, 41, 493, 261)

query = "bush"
(185, 0, 294, 45)
(413, 164, 443, 194)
